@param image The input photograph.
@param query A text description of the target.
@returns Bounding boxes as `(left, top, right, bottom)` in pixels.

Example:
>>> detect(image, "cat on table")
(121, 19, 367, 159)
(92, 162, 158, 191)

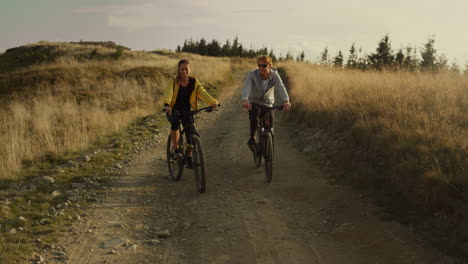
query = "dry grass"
(0, 42, 232, 179)
(280, 61, 468, 256)
(281, 61, 468, 205)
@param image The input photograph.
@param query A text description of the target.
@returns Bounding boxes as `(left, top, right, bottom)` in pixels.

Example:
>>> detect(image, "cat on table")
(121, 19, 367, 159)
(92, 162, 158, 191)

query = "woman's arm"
(194, 79, 218, 106)
(163, 77, 175, 107)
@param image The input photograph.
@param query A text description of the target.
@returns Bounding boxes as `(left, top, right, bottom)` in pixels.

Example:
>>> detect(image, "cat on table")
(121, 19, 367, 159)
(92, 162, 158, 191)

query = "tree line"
(176, 37, 305, 62)
(320, 34, 462, 74)
(176, 35, 464, 74)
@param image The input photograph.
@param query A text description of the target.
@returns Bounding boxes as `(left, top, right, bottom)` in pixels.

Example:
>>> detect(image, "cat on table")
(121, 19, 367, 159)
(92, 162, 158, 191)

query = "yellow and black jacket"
(163, 76, 217, 110)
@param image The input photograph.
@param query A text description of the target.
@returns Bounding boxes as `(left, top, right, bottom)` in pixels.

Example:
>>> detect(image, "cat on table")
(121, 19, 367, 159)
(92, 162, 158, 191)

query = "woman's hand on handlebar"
(165, 106, 173, 116)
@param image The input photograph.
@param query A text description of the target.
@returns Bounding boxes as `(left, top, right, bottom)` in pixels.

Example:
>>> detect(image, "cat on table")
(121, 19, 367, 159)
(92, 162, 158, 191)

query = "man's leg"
(248, 107, 259, 146)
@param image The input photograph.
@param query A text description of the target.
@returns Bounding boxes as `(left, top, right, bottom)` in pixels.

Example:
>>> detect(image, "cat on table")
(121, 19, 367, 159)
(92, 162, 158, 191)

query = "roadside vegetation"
(281, 61, 467, 259)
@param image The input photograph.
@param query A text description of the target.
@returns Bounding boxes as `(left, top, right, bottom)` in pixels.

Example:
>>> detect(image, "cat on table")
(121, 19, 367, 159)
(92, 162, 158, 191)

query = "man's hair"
(176, 59, 190, 81)
(257, 55, 272, 65)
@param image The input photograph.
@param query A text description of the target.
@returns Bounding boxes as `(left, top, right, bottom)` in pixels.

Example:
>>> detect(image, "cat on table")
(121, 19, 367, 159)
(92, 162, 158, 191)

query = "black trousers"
(166, 112, 194, 144)
(249, 107, 274, 138)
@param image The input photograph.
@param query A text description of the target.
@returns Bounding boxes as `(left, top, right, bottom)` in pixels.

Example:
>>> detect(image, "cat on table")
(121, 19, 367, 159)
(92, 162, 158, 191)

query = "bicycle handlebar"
(250, 103, 283, 111)
(162, 104, 221, 114)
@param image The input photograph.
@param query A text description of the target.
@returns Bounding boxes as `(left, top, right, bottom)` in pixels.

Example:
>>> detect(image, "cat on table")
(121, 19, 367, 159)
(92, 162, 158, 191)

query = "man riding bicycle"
(242, 55, 291, 147)
(163, 59, 219, 168)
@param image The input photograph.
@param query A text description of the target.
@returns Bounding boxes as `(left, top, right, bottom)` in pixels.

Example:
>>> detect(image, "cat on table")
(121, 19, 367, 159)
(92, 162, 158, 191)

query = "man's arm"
(274, 72, 291, 111)
(241, 72, 253, 110)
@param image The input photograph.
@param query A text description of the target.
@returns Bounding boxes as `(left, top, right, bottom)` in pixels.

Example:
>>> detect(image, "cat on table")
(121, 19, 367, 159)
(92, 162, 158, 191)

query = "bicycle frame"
(252, 103, 282, 155)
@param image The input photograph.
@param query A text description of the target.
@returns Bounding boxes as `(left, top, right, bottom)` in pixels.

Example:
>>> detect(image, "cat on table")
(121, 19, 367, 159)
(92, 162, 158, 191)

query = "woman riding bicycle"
(163, 59, 219, 168)
(241, 55, 291, 147)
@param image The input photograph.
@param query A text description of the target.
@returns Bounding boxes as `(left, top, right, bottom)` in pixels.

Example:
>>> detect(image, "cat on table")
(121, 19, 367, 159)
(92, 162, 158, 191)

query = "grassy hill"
(0, 41, 233, 179)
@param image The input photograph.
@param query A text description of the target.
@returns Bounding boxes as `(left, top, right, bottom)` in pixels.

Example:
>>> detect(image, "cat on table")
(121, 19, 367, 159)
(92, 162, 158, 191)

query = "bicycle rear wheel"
(253, 128, 262, 168)
(264, 132, 273, 182)
(192, 136, 206, 193)
(166, 135, 184, 181)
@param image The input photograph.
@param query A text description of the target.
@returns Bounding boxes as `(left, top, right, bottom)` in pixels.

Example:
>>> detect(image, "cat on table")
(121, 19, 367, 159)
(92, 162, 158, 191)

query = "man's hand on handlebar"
(282, 100, 291, 111)
(242, 100, 252, 111)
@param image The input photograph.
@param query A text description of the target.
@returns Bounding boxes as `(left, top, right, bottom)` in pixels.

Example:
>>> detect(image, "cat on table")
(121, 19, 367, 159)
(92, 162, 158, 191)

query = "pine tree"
(395, 49, 404, 70)
(420, 36, 438, 72)
(403, 46, 418, 72)
(449, 60, 460, 74)
(368, 34, 394, 71)
(332, 51, 344, 68)
(232, 36, 240, 57)
(346, 43, 358, 69)
(221, 39, 231, 57)
(268, 49, 277, 61)
(319, 46, 329, 65)
(285, 52, 294, 61)
(198, 38, 207, 56)
(207, 39, 221, 57)
(297, 51, 305, 62)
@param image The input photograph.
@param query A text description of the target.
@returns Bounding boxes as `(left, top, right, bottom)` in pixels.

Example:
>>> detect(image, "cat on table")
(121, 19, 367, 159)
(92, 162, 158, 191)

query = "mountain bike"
(250, 103, 283, 182)
(165, 105, 218, 193)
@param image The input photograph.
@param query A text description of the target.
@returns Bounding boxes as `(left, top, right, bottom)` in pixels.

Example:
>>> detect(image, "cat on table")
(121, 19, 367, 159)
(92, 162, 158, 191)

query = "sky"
(1, 0, 467, 67)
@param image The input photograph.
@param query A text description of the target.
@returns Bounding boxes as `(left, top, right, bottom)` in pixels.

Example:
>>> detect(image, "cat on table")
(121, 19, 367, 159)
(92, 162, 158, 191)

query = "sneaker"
(171, 149, 183, 160)
(185, 157, 193, 169)
(247, 137, 256, 146)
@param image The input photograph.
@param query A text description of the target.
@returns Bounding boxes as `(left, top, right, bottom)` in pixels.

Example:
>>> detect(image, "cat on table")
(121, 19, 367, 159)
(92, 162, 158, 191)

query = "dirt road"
(43, 81, 453, 264)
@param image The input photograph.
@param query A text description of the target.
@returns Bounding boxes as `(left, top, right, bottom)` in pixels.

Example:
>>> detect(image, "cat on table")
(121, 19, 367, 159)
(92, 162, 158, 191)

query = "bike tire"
(166, 135, 184, 181)
(264, 132, 273, 182)
(253, 128, 262, 168)
(192, 136, 206, 193)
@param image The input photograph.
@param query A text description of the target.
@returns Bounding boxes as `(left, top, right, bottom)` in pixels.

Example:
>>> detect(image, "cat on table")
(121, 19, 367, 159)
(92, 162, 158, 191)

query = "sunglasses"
(258, 64, 268, 68)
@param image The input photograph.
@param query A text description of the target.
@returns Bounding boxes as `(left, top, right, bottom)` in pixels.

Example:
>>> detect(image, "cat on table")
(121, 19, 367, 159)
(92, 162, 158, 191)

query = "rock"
(40, 219, 51, 225)
(66, 160, 79, 168)
(149, 239, 160, 245)
(71, 183, 84, 189)
(156, 230, 170, 238)
(102, 238, 125, 249)
(19, 216, 27, 222)
(67, 196, 79, 202)
(65, 190, 79, 196)
(83, 155, 92, 162)
(8, 228, 17, 234)
(42, 176, 55, 183)
(51, 190, 61, 197)
(128, 244, 138, 251)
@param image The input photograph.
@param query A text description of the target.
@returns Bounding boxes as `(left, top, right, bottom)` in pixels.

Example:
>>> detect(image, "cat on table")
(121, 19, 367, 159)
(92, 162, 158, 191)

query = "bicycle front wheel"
(166, 135, 184, 181)
(192, 136, 206, 193)
(264, 132, 273, 182)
